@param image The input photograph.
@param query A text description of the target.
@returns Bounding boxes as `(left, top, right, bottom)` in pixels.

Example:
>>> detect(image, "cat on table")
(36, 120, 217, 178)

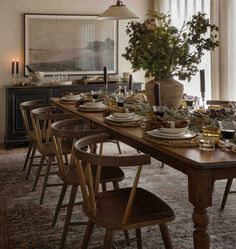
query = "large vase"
(145, 77, 184, 110)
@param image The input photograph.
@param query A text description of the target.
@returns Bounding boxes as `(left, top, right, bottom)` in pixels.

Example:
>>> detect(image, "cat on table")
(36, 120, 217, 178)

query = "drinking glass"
(218, 120, 235, 151)
(152, 106, 166, 118)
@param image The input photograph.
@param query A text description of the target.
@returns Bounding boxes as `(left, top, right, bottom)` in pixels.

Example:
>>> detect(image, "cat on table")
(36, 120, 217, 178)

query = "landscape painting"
(24, 14, 118, 76)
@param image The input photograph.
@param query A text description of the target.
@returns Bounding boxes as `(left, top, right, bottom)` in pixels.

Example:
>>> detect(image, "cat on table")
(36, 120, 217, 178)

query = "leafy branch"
(122, 11, 219, 81)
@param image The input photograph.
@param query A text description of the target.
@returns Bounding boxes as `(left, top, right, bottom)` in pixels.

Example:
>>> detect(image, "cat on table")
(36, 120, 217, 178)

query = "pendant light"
(98, 0, 139, 20)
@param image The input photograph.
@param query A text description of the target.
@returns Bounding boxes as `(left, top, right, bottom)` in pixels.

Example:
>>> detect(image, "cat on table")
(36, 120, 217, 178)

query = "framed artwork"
(24, 14, 118, 76)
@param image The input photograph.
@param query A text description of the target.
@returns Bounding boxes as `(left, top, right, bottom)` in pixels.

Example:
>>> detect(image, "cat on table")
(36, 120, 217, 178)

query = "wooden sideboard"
(4, 82, 142, 148)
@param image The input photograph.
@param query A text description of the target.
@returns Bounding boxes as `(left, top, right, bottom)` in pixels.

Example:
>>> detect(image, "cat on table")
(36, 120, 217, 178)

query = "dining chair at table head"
(30, 106, 72, 204)
(51, 118, 126, 249)
(73, 133, 175, 249)
(20, 99, 46, 178)
(206, 100, 235, 210)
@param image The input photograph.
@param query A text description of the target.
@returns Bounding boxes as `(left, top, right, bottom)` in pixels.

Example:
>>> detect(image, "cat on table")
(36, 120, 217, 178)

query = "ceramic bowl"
(159, 126, 189, 134)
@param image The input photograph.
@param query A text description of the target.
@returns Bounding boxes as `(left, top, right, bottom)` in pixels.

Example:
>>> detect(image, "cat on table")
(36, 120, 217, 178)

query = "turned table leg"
(188, 170, 214, 249)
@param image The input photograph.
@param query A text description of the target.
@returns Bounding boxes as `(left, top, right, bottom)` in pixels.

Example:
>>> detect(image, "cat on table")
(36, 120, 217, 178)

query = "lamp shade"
(98, 1, 139, 20)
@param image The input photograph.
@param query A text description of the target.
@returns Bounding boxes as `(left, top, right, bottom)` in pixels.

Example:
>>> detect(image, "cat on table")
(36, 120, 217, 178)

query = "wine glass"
(91, 90, 101, 101)
(116, 96, 126, 107)
(218, 120, 235, 151)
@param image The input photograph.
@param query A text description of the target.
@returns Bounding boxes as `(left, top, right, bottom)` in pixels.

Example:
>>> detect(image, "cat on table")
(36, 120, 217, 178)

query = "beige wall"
(0, 0, 152, 143)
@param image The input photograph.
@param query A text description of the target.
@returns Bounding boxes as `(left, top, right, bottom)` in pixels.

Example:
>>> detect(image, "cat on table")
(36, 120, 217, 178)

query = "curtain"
(211, 0, 236, 100)
(153, 0, 212, 101)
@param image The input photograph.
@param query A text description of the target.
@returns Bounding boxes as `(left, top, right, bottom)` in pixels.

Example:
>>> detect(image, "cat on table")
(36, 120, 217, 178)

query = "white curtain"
(211, 0, 236, 101)
(153, 0, 212, 101)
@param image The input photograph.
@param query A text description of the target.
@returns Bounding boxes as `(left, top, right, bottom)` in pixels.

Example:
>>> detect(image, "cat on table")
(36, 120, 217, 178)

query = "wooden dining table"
(51, 98, 236, 249)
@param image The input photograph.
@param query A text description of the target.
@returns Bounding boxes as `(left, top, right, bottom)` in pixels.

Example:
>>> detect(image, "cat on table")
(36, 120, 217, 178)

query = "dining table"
(50, 97, 236, 249)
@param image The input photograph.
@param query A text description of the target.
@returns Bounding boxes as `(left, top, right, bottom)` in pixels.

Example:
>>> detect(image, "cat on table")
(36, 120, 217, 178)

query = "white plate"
(61, 95, 82, 101)
(105, 115, 140, 123)
(147, 130, 196, 140)
(152, 129, 188, 137)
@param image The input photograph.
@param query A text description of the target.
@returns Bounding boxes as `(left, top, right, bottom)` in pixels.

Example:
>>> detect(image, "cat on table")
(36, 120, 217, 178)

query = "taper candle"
(103, 66, 108, 95)
(12, 59, 15, 74)
(16, 59, 19, 74)
(154, 82, 161, 106)
(128, 74, 133, 91)
(200, 69, 205, 93)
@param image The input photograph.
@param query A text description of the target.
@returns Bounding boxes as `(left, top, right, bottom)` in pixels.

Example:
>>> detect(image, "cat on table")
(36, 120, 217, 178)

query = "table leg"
(188, 170, 214, 249)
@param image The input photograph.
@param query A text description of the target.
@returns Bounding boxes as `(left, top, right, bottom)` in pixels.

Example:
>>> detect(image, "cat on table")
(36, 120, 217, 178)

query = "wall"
(0, 0, 152, 144)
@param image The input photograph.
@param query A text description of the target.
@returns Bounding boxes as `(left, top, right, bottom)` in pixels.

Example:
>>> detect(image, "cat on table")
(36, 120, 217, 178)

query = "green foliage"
(122, 11, 219, 81)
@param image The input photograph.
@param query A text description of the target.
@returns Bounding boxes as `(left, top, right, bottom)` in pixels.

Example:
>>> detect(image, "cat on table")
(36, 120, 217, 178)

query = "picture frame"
(24, 14, 118, 76)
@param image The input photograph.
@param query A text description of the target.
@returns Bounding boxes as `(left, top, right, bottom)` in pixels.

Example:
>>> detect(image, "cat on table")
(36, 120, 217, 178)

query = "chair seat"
(39, 140, 72, 156)
(57, 164, 125, 185)
(85, 187, 175, 230)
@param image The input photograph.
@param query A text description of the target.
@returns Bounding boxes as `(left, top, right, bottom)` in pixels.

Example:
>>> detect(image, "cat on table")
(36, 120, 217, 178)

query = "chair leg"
(32, 155, 45, 191)
(25, 141, 37, 180)
(102, 182, 107, 192)
(52, 184, 68, 226)
(116, 140, 122, 154)
(159, 223, 173, 249)
(112, 181, 119, 190)
(81, 219, 95, 249)
(220, 178, 233, 210)
(60, 185, 78, 249)
(160, 162, 165, 168)
(136, 228, 142, 249)
(104, 229, 114, 249)
(22, 140, 33, 171)
(39, 156, 53, 204)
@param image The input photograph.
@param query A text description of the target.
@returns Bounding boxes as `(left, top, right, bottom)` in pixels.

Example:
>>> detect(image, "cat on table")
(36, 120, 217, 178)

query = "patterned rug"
(0, 144, 235, 249)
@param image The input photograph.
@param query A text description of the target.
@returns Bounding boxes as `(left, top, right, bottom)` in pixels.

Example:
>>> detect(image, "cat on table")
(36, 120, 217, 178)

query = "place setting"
(59, 92, 85, 104)
(76, 90, 108, 112)
(143, 105, 199, 147)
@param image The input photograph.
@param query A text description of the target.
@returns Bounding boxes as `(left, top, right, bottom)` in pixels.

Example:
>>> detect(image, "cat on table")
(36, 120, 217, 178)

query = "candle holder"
(11, 74, 16, 85)
(201, 91, 205, 109)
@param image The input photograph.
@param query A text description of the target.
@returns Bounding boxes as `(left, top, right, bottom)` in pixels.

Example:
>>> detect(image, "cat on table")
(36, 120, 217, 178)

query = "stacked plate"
(147, 128, 195, 140)
(60, 94, 82, 102)
(79, 102, 107, 111)
(105, 112, 140, 123)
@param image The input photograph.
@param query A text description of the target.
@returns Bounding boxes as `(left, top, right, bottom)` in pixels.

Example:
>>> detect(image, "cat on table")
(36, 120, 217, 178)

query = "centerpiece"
(122, 11, 219, 109)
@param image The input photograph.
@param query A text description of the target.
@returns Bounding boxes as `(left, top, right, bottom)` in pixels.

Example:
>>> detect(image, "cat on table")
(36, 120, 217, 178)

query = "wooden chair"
(20, 100, 45, 180)
(30, 106, 72, 204)
(51, 118, 126, 249)
(206, 100, 235, 210)
(72, 133, 175, 249)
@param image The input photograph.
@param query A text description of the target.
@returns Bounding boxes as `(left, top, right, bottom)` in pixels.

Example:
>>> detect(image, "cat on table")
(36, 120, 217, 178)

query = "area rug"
(0, 143, 235, 249)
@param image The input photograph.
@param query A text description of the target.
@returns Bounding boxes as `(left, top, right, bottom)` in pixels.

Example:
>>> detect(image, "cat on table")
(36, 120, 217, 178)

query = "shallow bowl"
(159, 126, 189, 134)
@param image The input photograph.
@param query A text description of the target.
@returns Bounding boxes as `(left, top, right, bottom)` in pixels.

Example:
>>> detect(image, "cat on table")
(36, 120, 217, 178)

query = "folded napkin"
(145, 115, 190, 131)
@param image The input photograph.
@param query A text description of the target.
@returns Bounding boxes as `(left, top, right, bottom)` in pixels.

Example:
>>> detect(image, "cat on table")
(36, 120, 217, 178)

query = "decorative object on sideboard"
(98, 0, 139, 20)
(123, 11, 219, 109)
(26, 65, 45, 85)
